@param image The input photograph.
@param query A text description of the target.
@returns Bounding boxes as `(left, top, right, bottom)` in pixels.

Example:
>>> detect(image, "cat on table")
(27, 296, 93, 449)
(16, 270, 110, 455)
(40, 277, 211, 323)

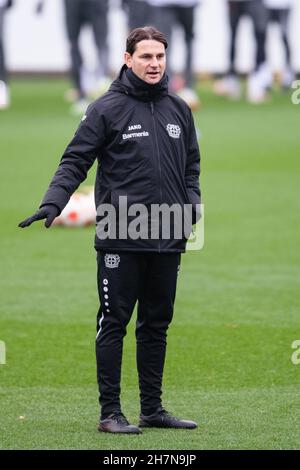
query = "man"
(0, 0, 13, 110)
(122, 0, 155, 30)
(19, 27, 201, 434)
(36, 0, 110, 114)
(148, 0, 201, 109)
(64, 0, 110, 113)
(264, 0, 294, 88)
(214, 0, 270, 103)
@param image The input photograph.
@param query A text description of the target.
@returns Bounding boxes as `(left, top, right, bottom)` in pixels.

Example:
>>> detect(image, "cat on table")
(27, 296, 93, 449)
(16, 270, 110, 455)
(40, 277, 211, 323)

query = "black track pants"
(95, 251, 181, 419)
(228, 0, 267, 73)
(64, 0, 109, 98)
(151, 5, 195, 87)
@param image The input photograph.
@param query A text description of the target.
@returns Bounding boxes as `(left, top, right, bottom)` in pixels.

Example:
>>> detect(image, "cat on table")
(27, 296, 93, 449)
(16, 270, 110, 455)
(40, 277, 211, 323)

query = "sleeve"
(40, 105, 106, 214)
(185, 109, 201, 224)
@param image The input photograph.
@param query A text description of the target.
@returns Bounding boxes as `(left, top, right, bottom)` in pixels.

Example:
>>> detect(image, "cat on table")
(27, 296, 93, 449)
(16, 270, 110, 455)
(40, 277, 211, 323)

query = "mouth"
(147, 71, 160, 79)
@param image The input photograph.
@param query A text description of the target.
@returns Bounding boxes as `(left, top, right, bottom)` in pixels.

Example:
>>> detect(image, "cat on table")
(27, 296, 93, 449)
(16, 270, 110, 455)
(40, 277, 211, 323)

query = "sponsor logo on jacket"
(123, 124, 149, 140)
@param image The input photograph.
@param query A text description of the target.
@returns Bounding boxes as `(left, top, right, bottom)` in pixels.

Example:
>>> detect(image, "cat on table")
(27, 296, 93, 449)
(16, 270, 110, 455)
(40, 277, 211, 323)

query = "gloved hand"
(18, 204, 59, 229)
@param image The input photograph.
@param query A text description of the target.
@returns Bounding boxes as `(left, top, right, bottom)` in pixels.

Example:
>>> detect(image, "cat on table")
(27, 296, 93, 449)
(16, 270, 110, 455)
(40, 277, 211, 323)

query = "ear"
(124, 52, 132, 68)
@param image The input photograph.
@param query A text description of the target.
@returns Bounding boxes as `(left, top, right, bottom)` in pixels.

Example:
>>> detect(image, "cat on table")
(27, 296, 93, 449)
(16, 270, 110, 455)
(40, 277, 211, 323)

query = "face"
(124, 40, 166, 85)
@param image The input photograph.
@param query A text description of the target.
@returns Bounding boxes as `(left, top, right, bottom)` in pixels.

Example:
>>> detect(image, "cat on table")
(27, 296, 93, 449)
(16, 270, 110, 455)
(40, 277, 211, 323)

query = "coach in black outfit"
(19, 27, 201, 434)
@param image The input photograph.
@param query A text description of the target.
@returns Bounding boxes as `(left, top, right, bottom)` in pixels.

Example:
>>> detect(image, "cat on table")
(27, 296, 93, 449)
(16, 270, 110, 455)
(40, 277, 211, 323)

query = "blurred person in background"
(0, 0, 13, 110)
(214, 0, 270, 103)
(148, 0, 201, 109)
(36, 0, 111, 115)
(264, 0, 294, 88)
(122, 0, 155, 30)
(64, 0, 111, 113)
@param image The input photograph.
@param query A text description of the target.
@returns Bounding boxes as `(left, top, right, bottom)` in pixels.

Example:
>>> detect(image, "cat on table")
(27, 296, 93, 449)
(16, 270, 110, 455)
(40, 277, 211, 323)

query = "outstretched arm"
(19, 104, 106, 228)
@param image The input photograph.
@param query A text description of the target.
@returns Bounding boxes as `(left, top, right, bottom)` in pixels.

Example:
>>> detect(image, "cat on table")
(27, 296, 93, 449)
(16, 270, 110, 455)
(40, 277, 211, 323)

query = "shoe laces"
(158, 408, 179, 422)
(110, 412, 129, 426)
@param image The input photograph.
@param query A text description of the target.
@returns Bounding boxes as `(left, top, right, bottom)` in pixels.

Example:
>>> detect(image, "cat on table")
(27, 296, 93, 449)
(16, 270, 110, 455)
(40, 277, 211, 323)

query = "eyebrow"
(139, 53, 165, 58)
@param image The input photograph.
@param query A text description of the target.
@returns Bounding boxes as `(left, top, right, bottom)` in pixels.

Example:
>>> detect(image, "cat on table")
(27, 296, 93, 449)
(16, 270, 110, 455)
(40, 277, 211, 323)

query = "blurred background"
(3, 0, 299, 71)
(0, 0, 300, 451)
(1, 0, 300, 110)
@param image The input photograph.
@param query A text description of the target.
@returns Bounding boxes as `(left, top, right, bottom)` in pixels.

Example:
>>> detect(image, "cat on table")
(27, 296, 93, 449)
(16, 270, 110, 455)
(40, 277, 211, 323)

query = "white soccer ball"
(53, 189, 96, 227)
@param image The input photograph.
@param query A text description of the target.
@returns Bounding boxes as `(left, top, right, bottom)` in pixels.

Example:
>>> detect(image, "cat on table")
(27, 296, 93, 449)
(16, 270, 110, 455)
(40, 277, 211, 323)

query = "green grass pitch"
(0, 79, 299, 449)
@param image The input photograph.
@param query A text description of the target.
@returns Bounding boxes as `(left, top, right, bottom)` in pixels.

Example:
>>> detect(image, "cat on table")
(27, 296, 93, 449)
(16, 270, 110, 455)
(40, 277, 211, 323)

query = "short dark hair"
(126, 26, 168, 55)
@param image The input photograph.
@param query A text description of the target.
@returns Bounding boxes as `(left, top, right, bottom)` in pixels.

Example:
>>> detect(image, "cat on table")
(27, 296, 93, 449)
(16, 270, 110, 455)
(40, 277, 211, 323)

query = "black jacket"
(40, 66, 201, 252)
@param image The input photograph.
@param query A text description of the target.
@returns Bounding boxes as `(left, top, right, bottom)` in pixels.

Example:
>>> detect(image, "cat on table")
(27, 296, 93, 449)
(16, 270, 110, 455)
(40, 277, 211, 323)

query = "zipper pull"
(150, 101, 154, 115)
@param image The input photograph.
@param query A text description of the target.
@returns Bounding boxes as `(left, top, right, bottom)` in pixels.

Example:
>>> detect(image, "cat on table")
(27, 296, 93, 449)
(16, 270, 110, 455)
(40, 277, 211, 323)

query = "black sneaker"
(139, 408, 197, 429)
(98, 412, 142, 434)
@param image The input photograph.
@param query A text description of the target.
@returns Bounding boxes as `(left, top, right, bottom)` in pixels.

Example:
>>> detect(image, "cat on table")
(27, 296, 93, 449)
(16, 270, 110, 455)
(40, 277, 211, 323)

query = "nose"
(150, 57, 159, 68)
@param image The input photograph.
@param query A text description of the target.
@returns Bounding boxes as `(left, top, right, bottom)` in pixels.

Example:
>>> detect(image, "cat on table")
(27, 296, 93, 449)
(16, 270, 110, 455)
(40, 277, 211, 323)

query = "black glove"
(18, 204, 59, 229)
(6, 0, 13, 9)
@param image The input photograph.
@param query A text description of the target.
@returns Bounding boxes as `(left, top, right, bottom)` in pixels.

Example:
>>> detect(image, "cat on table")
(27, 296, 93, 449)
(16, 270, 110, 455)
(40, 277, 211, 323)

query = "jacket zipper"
(150, 101, 162, 253)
